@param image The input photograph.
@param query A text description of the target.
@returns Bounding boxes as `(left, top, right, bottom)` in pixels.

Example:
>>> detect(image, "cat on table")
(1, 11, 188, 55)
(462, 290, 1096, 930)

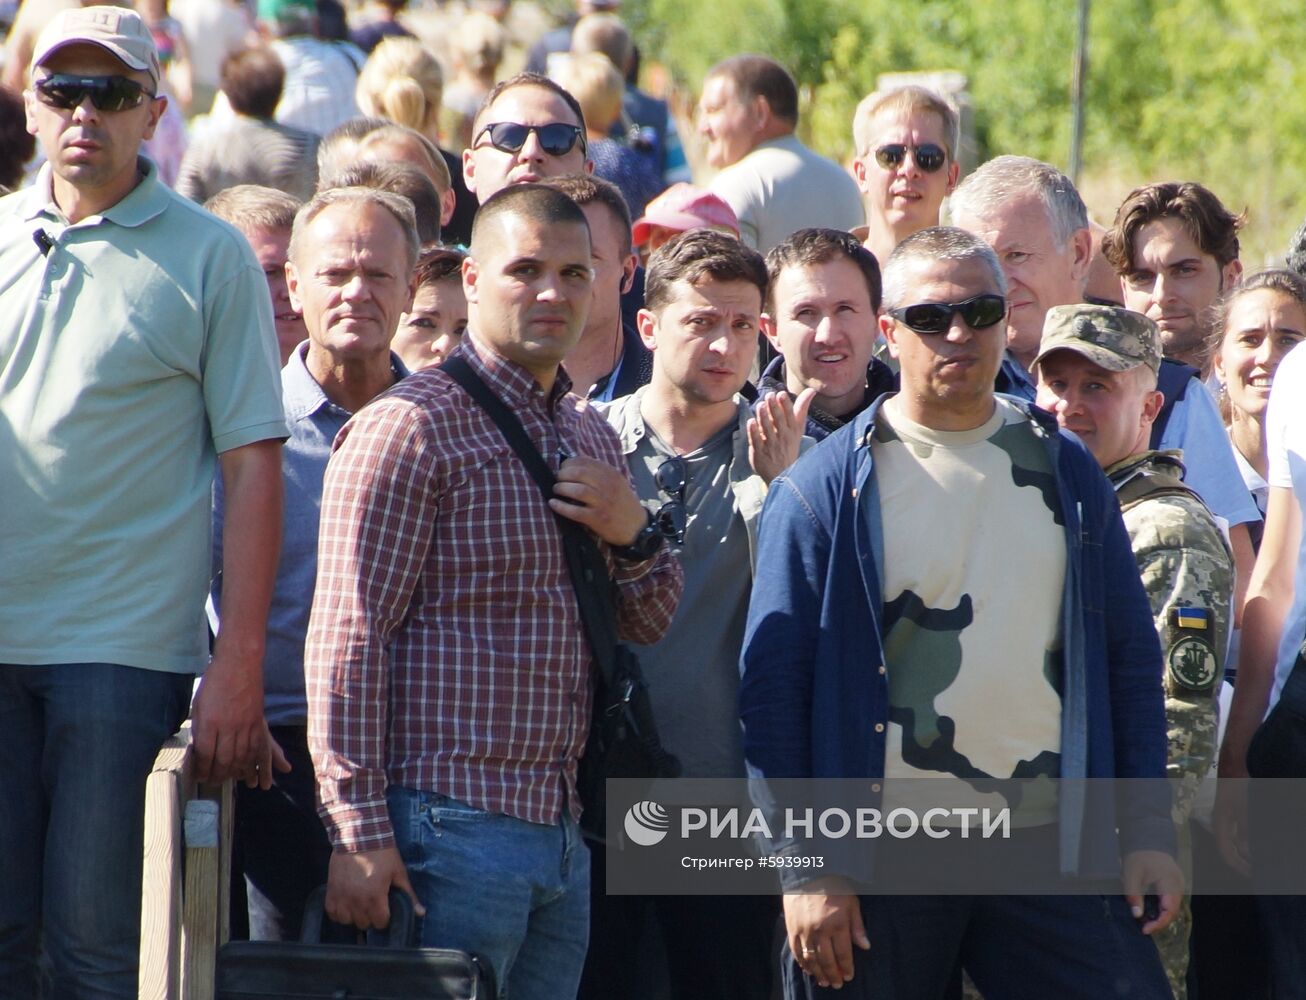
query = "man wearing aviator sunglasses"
(5, 6, 289, 999)
(462, 73, 593, 202)
(742, 227, 1182, 998)
(851, 86, 960, 270)
(24, 21, 166, 216)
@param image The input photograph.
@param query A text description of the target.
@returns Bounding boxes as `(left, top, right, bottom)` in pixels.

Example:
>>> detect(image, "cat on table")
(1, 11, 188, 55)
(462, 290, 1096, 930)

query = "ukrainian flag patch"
(1172, 607, 1210, 631)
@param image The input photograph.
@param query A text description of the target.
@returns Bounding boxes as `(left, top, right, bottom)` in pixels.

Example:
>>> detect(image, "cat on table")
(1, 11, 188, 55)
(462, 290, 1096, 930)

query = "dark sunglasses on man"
(473, 121, 586, 158)
(874, 142, 947, 174)
(34, 73, 156, 112)
(887, 294, 1007, 335)
(653, 455, 687, 545)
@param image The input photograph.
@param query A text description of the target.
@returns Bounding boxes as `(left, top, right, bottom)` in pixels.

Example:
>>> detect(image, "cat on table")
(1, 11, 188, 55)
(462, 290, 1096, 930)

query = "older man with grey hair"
(211, 185, 418, 941)
(741, 227, 1179, 999)
(949, 155, 1093, 376)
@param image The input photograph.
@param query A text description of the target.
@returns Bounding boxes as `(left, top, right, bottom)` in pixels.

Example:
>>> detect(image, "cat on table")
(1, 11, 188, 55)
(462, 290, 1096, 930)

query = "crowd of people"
(2, 2, 1306, 1000)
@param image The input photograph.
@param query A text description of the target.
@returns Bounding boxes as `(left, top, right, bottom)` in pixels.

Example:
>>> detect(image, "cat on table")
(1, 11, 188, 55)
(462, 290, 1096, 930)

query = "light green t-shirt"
(0, 160, 287, 673)
(872, 397, 1065, 825)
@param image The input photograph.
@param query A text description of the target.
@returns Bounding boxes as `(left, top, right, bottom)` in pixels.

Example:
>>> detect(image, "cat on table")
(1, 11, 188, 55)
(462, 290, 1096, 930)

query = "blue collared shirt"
(210, 341, 408, 724)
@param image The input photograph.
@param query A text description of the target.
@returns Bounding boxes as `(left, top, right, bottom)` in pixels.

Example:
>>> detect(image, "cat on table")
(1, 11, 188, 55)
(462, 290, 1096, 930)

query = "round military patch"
(1167, 636, 1218, 691)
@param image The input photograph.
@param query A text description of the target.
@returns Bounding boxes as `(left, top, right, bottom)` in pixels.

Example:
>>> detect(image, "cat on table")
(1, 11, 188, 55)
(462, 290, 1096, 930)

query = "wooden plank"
(139, 767, 182, 1000)
(140, 729, 194, 1000)
(181, 797, 221, 1000)
(213, 780, 234, 948)
(143, 724, 232, 1000)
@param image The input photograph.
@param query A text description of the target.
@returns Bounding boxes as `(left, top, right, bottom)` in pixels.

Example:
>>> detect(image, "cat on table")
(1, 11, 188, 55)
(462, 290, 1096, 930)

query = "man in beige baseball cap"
(4, 6, 287, 1000)
(24, 5, 166, 221)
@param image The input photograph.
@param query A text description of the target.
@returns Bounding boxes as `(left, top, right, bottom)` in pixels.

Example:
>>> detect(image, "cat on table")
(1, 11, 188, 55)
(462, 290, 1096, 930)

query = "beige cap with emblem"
(31, 6, 162, 90)
(1032, 303, 1162, 375)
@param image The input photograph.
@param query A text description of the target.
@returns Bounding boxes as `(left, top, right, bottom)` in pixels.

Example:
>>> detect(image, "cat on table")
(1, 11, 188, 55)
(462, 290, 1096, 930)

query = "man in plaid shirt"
(305, 183, 682, 997)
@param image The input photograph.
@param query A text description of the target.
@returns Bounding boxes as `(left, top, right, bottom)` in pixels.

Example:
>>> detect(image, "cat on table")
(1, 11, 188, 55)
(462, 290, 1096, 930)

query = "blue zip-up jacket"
(739, 394, 1173, 887)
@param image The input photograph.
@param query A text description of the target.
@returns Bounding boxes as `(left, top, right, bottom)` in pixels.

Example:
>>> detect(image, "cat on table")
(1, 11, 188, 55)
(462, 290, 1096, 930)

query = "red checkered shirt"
(305, 335, 683, 852)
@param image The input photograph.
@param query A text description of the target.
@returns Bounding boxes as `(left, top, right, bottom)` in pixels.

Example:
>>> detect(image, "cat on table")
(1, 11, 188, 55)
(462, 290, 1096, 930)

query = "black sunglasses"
(34, 73, 155, 112)
(888, 294, 1007, 335)
(473, 121, 586, 157)
(874, 143, 947, 173)
(653, 456, 687, 545)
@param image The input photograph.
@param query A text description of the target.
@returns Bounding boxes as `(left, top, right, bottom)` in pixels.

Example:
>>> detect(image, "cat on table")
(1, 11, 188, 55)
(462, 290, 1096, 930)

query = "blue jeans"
(0, 662, 193, 1000)
(387, 786, 590, 1000)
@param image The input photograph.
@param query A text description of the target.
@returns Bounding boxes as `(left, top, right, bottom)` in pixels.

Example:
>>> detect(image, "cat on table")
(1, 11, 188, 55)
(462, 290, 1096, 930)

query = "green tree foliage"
(624, 0, 1306, 262)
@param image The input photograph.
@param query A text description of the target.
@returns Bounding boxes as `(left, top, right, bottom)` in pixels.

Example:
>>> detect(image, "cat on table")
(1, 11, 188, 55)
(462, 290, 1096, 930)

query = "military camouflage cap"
(1033, 304, 1162, 375)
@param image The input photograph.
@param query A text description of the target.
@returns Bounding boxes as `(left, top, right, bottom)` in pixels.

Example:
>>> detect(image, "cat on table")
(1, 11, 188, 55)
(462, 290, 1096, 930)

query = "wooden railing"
(139, 724, 233, 1000)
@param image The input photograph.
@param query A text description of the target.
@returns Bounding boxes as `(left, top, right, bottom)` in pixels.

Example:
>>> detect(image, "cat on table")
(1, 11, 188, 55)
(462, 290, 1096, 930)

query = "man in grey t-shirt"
(583, 229, 810, 999)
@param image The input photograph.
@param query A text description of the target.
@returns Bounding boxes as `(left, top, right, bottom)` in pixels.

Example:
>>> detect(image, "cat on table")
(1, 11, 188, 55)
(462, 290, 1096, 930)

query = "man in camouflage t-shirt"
(1034, 304, 1232, 999)
(741, 228, 1180, 1000)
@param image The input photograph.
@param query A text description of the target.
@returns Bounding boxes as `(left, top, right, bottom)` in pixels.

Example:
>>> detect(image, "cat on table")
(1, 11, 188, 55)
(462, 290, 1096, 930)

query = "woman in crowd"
(1212, 269, 1306, 536)
(556, 51, 663, 217)
(1189, 269, 1306, 1000)
(441, 9, 506, 151)
(354, 34, 476, 244)
(355, 35, 443, 145)
(392, 246, 467, 372)
(1215, 285, 1306, 999)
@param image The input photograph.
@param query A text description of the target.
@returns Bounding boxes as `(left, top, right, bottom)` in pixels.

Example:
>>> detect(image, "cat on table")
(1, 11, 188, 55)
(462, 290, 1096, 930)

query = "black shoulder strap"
(441, 355, 620, 683)
(1149, 359, 1199, 450)
(442, 355, 558, 495)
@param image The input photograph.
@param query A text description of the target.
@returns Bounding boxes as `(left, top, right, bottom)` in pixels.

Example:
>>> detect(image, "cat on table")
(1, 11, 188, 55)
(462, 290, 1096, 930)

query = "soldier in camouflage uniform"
(1034, 303, 1233, 1000)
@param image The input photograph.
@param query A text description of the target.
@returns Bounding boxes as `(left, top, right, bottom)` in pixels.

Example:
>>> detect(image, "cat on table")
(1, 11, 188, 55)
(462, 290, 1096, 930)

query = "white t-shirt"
(1233, 446, 1270, 518)
(1266, 342, 1306, 702)
(872, 397, 1065, 825)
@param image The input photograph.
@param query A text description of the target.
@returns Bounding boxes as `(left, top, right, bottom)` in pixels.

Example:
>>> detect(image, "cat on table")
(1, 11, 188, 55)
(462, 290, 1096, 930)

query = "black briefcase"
(216, 887, 495, 999)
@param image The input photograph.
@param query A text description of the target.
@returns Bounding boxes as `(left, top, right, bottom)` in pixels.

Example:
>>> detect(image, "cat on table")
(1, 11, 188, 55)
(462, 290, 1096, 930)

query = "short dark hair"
(220, 46, 285, 119)
(469, 182, 590, 256)
(414, 245, 467, 290)
(538, 173, 631, 256)
(644, 229, 768, 313)
(765, 228, 881, 314)
(0, 84, 36, 191)
(319, 161, 441, 245)
(471, 73, 587, 140)
(204, 184, 301, 231)
(1102, 181, 1245, 276)
(706, 54, 798, 125)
